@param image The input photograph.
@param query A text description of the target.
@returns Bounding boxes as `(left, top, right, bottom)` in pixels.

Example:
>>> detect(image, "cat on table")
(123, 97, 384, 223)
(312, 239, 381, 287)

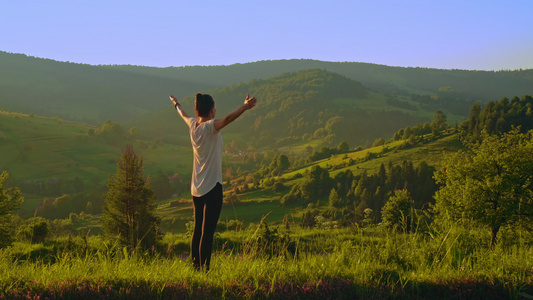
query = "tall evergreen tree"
(101, 145, 160, 251)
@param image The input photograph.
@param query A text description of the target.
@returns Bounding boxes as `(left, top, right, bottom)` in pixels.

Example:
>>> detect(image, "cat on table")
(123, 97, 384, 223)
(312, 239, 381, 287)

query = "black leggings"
(191, 182, 222, 270)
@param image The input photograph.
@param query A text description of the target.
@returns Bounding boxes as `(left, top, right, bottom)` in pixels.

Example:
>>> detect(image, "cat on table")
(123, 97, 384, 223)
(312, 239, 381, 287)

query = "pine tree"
(329, 188, 342, 208)
(101, 145, 160, 251)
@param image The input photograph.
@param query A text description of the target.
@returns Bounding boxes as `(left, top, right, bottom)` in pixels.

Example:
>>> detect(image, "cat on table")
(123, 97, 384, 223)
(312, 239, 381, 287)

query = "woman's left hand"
(243, 94, 257, 110)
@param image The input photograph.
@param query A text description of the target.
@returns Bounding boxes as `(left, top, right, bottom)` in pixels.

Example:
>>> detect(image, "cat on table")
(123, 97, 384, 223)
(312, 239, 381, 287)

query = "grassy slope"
(0, 111, 193, 215)
(0, 112, 109, 179)
(156, 132, 465, 233)
(0, 111, 192, 181)
(284, 133, 462, 180)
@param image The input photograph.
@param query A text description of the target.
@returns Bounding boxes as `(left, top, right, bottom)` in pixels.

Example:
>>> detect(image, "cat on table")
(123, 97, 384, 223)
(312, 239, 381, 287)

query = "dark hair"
(195, 93, 214, 118)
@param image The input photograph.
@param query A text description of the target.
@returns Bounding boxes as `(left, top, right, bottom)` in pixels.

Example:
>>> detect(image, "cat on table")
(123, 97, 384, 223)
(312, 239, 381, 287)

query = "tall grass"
(0, 223, 532, 299)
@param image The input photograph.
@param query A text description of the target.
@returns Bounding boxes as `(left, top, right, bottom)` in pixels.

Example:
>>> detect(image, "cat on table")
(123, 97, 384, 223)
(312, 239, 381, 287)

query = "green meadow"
(1, 223, 531, 299)
(2, 55, 533, 298)
(0, 111, 192, 181)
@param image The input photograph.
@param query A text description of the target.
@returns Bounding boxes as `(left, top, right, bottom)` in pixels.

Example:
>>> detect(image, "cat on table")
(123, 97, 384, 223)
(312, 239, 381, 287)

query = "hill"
(0, 52, 214, 124)
(130, 69, 461, 149)
(111, 59, 533, 101)
(0, 110, 192, 217)
(2, 51, 533, 125)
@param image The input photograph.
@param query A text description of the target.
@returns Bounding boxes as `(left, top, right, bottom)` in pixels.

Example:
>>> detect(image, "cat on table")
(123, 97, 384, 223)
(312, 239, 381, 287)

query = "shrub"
(381, 190, 414, 232)
(17, 217, 50, 243)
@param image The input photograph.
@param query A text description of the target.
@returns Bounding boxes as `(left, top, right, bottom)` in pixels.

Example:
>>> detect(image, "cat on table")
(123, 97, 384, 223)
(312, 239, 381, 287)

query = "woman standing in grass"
(169, 93, 257, 271)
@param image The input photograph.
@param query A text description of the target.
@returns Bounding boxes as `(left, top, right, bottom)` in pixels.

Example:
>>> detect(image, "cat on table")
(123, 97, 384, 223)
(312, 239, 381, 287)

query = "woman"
(169, 93, 257, 270)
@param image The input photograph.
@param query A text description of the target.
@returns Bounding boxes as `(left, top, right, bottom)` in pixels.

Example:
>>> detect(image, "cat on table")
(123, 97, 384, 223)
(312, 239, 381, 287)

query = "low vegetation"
(0, 222, 531, 299)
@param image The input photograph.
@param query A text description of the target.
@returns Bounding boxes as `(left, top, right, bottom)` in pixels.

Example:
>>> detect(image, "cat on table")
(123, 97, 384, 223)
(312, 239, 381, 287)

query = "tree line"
(282, 160, 437, 222)
(460, 95, 533, 142)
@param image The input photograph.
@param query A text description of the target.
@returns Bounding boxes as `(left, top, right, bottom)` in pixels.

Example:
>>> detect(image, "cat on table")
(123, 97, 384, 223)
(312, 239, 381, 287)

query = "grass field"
(1, 223, 531, 299)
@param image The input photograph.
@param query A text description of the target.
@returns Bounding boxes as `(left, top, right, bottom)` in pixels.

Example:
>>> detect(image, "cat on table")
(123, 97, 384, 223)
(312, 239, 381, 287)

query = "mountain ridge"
(2, 51, 533, 125)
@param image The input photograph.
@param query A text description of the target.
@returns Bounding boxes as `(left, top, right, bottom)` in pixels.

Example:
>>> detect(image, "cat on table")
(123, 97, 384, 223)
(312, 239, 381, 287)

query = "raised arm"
(214, 94, 257, 131)
(169, 95, 191, 121)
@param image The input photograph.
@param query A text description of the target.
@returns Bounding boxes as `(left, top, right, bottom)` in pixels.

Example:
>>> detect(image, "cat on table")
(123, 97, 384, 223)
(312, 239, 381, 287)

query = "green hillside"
(2, 51, 532, 126)
(0, 52, 215, 123)
(0, 110, 193, 217)
(0, 111, 192, 180)
(130, 69, 458, 149)
(283, 134, 463, 180)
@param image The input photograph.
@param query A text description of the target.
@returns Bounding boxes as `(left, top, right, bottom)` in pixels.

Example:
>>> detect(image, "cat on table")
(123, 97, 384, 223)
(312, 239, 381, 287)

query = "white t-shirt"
(186, 118, 223, 197)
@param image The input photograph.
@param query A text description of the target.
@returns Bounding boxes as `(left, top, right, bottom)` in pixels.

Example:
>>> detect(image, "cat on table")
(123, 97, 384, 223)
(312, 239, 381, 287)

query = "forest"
(1, 53, 533, 298)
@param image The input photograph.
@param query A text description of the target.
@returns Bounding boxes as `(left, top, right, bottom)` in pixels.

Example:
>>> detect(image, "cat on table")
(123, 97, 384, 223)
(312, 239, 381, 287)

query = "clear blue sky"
(2, 0, 533, 70)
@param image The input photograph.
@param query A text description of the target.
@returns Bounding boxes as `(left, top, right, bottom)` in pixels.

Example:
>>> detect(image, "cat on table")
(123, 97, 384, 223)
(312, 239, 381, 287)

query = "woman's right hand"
(169, 95, 179, 106)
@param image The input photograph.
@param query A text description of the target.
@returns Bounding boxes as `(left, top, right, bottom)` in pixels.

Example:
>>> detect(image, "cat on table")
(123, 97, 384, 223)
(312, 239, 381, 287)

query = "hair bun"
(196, 93, 203, 101)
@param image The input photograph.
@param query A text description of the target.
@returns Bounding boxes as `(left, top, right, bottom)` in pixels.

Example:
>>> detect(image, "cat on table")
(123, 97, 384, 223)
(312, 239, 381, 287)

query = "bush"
(216, 219, 244, 232)
(272, 181, 286, 193)
(17, 217, 50, 243)
(381, 190, 414, 232)
(68, 213, 79, 223)
(301, 209, 318, 229)
(373, 138, 386, 147)
(246, 223, 295, 258)
(226, 219, 243, 231)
